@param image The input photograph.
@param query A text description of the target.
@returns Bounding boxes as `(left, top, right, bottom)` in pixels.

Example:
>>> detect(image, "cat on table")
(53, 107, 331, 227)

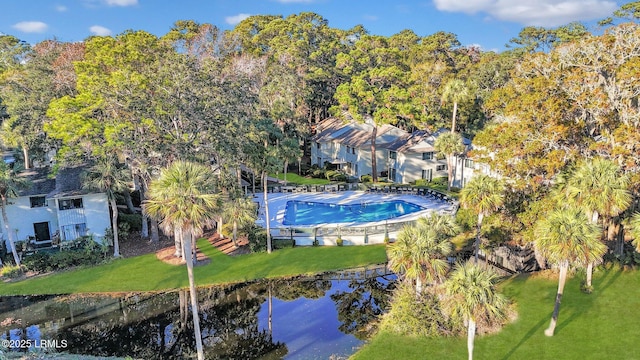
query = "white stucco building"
(310, 118, 478, 187)
(1, 166, 111, 250)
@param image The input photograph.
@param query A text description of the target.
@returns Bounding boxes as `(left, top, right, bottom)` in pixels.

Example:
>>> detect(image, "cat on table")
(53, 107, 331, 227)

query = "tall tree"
(279, 137, 302, 184)
(143, 161, 222, 360)
(83, 156, 132, 258)
(434, 131, 465, 191)
(0, 162, 29, 265)
(534, 207, 605, 336)
(460, 175, 505, 263)
(1, 40, 82, 168)
(244, 119, 285, 254)
(332, 34, 418, 182)
(563, 157, 631, 287)
(440, 78, 470, 132)
(444, 262, 508, 360)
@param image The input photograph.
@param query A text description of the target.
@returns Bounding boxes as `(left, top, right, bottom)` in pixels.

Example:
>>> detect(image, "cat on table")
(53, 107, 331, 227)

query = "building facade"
(311, 118, 476, 186)
(1, 166, 111, 249)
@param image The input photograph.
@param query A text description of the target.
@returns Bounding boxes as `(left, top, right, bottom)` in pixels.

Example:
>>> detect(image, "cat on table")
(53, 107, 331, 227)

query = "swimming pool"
(282, 200, 426, 226)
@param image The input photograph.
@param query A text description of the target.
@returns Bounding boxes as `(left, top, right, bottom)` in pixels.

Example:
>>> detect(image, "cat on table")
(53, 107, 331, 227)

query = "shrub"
(311, 168, 326, 179)
(455, 208, 476, 232)
(336, 236, 343, 246)
(22, 236, 109, 273)
(414, 179, 428, 186)
(248, 226, 267, 253)
(119, 213, 142, 232)
(380, 284, 459, 337)
(325, 170, 347, 182)
(0, 264, 25, 279)
(273, 239, 295, 249)
(361, 175, 373, 183)
(22, 252, 50, 272)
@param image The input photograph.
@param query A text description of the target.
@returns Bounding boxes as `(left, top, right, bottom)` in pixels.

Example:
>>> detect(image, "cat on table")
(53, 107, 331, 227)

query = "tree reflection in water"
(0, 275, 394, 359)
(331, 276, 396, 340)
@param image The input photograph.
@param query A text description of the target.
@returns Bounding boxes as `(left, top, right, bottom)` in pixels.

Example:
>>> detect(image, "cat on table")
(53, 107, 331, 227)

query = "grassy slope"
(0, 240, 388, 295)
(352, 268, 640, 360)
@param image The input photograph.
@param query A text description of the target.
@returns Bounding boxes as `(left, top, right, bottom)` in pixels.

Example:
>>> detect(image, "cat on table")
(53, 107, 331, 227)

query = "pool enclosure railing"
(260, 183, 459, 246)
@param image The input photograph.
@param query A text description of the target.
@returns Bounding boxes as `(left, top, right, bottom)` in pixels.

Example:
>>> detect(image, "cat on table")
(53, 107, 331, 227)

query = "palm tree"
(222, 196, 257, 247)
(83, 156, 132, 258)
(144, 161, 222, 360)
(441, 78, 470, 133)
(564, 157, 631, 287)
(0, 162, 29, 265)
(280, 137, 302, 185)
(445, 262, 508, 360)
(434, 131, 466, 191)
(629, 212, 640, 252)
(534, 207, 606, 337)
(388, 219, 453, 293)
(418, 212, 460, 240)
(460, 175, 505, 263)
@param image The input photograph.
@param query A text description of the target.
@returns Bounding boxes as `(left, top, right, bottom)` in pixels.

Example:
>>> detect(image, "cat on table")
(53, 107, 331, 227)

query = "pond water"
(0, 271, 395, 359)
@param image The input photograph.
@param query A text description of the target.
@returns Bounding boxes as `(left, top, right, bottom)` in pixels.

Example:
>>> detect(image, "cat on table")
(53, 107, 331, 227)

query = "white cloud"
(104, 0, 138, 6)
(55, 5, 68, 12)
(225, 13, 251, 25)
(432, 0, 618, 27)
(12, 21, 49, 33)
(90, 25, 112, 36)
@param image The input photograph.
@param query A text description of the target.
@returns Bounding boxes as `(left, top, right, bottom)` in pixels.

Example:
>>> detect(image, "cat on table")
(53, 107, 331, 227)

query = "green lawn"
(0, 240, 388, 295)
(352, 267, 640, 360)
(271, 172, 331, 185)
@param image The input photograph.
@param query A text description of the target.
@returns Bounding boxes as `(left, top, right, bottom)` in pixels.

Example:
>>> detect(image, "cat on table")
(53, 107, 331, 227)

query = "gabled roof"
(313, 119, 472, 155)
(311, 118, 348, 142)
(313, 118, 409, 149)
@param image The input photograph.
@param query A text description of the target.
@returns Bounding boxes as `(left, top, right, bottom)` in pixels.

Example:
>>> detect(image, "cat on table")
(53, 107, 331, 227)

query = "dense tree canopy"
(0, 4, 637, 266)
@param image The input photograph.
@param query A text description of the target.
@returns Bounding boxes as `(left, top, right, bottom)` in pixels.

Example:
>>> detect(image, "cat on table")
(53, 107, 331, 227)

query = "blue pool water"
(282, 200, 425, 226)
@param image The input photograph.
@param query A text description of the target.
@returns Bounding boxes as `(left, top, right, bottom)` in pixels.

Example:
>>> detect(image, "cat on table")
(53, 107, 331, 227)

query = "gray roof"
(16, 166, 96, 199)
(17, 167, 56, 197)
(47, 166, 90, 198)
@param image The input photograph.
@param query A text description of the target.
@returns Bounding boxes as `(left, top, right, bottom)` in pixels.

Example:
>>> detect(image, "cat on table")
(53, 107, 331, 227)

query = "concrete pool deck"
(253, 190, 457, 245)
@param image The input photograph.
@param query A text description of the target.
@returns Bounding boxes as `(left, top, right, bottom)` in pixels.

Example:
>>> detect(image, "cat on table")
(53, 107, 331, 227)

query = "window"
(421, 169, 432, 181)
(389, 151, 397, 160)
(59, 198, 83, 210)
(316, 142, 321, 150)
(422, 152, 434, 160)
(352, 147, 356, 154)
(30, 196, 46, 208)
(436, 164, 447, 171)
(464, 159, 475, 168)
(346, 146, 351, 153)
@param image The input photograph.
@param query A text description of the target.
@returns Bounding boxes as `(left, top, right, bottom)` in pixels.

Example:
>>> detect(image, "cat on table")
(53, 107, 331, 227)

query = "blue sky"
(1, 0, 626, 51)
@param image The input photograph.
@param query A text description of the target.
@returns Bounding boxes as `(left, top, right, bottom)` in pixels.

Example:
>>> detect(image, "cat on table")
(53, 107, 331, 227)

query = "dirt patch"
(155, 246, 211, 266)
(119, 232, 173, 258)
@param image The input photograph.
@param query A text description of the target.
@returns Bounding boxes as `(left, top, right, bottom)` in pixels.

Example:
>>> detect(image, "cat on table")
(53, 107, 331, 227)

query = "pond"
(0, 270, 395, 359)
